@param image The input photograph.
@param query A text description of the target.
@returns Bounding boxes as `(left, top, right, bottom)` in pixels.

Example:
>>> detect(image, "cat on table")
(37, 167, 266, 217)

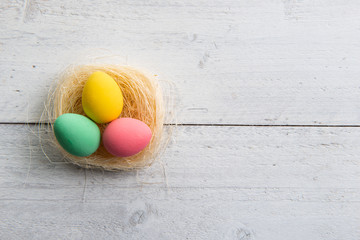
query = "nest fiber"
(42, 65, 170, 170)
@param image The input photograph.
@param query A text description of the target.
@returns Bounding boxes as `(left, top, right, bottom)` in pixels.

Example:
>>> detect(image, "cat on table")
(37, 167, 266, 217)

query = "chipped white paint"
(1, 0, 360, 239)
(1, 125, 360, 239)
(1, 0, 360, 124)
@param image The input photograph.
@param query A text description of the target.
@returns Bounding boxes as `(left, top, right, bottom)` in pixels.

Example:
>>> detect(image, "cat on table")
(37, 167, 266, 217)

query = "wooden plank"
(2, 124, 360, 189)
(1, 124, 360, 239)
(2, 124, 360, 187)
(1, 200, 359, 240)
(1, 0, 360, 124)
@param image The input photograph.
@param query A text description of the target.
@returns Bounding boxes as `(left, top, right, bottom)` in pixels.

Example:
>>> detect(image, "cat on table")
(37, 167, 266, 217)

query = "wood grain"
(1, 0, 360, 239)
(1, 0, 360, 124)
(1, 125, 360, 239)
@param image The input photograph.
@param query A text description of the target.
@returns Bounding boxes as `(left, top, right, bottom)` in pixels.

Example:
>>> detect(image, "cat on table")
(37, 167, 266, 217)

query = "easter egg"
(54, 113, 100, 157)
(102, 118, 152, 157)
(82, 71, 123, 123)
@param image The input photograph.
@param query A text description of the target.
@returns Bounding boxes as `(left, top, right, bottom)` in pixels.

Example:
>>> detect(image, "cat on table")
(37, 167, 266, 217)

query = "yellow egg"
(82, 71, 123, 123)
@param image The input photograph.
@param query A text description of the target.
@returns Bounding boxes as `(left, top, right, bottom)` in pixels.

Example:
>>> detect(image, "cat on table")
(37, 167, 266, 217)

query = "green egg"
(54, 113, 100, 157)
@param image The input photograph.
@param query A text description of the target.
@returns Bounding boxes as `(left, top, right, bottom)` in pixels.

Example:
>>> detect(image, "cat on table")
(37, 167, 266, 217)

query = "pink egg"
(103, 118, 152, 157)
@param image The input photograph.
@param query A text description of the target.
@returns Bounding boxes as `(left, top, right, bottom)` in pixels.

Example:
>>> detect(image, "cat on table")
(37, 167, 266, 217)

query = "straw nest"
(40, 65, 173, 171)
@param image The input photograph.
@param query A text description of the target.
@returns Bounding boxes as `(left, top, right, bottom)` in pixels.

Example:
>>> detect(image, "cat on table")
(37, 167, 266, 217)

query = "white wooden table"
(1, 1, 360, 239)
